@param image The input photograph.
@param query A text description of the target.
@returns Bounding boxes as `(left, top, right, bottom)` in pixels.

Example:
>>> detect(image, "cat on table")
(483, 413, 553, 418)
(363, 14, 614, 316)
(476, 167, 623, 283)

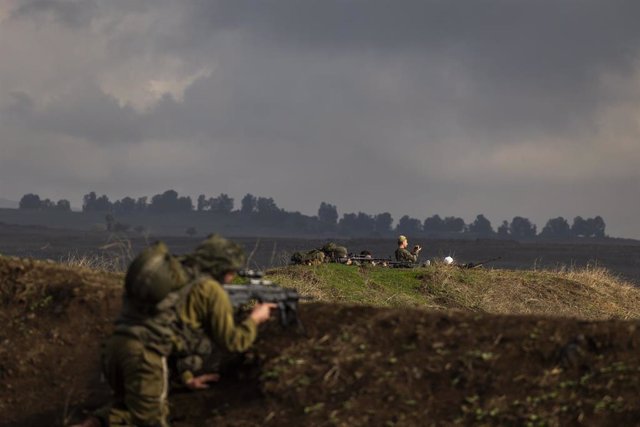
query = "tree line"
(18, 190, 607, 239)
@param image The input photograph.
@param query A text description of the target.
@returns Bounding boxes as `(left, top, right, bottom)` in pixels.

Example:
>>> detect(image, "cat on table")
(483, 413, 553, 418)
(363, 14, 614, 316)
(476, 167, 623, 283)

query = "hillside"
(268, 263, 640, 320)
(1, 256, 640, 426)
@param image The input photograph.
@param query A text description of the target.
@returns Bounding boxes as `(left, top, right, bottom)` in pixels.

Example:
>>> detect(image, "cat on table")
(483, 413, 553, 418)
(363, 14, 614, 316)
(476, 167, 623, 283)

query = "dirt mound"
(2, 256, 640, 426)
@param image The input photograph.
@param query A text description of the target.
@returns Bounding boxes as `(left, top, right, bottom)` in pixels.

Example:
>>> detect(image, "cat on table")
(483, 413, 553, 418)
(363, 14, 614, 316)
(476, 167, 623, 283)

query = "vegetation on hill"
(268, 263, 640, 320)
(2, 255, 640, 426)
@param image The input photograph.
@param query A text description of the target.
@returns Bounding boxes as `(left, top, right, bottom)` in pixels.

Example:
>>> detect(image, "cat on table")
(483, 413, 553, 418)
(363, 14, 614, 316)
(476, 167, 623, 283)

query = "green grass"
(267, 263, 640, 320)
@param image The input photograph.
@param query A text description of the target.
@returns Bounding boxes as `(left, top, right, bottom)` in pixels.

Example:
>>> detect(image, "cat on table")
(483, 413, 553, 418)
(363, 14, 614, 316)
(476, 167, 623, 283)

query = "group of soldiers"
(74, 235, 276, 427)
(73, 234, 431, 426)
(291, 235, 423, 267)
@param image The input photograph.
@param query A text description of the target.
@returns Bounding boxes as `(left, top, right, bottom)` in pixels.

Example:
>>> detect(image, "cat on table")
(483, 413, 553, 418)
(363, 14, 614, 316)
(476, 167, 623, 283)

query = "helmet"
(322, 242, 337, 252)
(184, 234, 246, 278)
(398, 235, 408, 245)
(125, 242, 188, 306)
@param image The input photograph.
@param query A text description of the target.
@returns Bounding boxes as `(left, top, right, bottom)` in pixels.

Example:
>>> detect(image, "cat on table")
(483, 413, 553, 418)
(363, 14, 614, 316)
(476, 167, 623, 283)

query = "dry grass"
(269, 263, 640, 320)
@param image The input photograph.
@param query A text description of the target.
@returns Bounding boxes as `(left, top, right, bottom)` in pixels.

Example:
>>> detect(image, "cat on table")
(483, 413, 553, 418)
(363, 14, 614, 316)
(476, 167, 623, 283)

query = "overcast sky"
(1, 0, 639, 238)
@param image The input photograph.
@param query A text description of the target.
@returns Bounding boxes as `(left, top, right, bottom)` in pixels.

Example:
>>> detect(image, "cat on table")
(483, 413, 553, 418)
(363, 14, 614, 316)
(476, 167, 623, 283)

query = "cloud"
(1, 1, 640, 237)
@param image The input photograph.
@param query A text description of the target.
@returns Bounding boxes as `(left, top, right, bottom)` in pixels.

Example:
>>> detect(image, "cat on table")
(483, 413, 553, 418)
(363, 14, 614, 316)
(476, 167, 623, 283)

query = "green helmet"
(183, 234, 246, 278)
(125, 242, 188, 306)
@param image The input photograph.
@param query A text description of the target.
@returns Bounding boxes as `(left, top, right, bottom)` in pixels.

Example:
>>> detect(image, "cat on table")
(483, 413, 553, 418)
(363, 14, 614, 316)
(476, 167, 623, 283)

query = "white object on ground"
(444, 256, 454, 265)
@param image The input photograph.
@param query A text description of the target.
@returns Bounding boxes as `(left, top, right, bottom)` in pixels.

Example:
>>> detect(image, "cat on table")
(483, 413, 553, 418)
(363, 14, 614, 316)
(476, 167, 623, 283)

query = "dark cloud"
(1, 1, 640, 237)
(10, 0, 99, 27)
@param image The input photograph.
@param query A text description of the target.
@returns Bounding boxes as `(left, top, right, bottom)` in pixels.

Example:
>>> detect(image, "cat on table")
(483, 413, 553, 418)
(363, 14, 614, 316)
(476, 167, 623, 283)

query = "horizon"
(1, 1, 639, 238)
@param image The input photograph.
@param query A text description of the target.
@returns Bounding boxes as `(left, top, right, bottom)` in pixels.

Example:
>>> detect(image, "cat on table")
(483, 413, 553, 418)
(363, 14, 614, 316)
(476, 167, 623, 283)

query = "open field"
(1, 222, 639, 285)
(2, 256, 640, 426)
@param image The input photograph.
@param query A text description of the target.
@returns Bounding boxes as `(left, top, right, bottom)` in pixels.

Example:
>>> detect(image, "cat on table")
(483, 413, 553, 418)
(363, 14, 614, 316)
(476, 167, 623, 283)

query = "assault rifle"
(222, 269, 311, 329)
(335, 256, 418, 268)
(458, 256, 502, 269)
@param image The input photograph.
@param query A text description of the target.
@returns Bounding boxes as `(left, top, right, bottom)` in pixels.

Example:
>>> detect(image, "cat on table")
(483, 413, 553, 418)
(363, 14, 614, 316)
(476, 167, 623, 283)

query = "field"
(1, 222, 640, 284)
(2, 253, 640, 426)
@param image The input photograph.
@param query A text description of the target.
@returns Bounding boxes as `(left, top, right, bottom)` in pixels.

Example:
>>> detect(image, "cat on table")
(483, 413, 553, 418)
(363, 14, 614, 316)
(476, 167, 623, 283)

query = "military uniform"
(395, 247, 418, 263)
(290, 249, 325, 265)
(97, 237, 258, 427)
(321, 242, 348, 262)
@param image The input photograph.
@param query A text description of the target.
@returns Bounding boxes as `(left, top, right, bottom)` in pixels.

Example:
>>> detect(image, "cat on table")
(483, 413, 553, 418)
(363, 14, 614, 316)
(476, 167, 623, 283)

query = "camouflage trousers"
(96, 334, 170, 427)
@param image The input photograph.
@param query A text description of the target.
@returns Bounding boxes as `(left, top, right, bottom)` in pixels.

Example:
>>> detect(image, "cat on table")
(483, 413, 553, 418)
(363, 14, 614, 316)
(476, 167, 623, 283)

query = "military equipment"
(223, 270, 311, 329)
(335, 256, 417, 268)
(124, 242, 188, 309)
(458, 256, 502, 269)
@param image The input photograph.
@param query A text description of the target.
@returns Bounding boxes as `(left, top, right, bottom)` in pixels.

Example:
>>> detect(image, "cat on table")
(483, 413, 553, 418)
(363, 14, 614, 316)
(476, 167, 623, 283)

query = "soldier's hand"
(186, 373, 220, 390)
(250, 302, 278, 325)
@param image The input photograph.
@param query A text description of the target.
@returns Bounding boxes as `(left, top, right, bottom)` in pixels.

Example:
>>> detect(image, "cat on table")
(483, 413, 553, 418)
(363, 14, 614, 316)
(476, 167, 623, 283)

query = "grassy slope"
(267, 263, 640, 320)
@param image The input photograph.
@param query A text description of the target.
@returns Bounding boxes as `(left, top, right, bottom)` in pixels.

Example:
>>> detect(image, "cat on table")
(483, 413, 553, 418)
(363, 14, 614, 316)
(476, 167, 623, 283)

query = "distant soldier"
(321, 242, 349, 262)
(290, 249, 325, 266)
(395, 235, 422, 263)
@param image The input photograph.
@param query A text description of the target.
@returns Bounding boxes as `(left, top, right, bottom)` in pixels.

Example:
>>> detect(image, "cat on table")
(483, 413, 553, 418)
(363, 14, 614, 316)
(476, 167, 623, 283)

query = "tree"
(256, 197, 280, 216)
(83, 191, 97, 211)
(135, 197, 148, 212)
(40, 198, 55, 210)
(570, 216, 589, 237)
(509, 216, 537, 238)
(396, 215, 422, 235)
(210, 193, 234, 213)
(113, 197, 136, 214)
(571, 216, 606, 238)
(338, 212, 375, 235)
(19, 193, 41, 209)
(497, 220, 510, 237)
(442, 216, 466, 233)
(56, 199, 71, 212)
(374, 212, 393, 234)
(149, 190, 192, 213)
(318, 202, 338, 226)
(423, 215, 444, 233)
(240, 194, 256, 215)
(588, 216, 606, 238)
(83, 191, 112, 212)
(467, 214, 493, 236)
(197, 194, 208, 211)
(540, 217, 571, 238)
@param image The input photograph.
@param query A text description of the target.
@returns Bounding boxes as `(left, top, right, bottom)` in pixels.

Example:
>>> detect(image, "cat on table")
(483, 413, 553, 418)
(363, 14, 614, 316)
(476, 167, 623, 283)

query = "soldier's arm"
(400, 248, 418, 262)
(183, 279, 258, 353)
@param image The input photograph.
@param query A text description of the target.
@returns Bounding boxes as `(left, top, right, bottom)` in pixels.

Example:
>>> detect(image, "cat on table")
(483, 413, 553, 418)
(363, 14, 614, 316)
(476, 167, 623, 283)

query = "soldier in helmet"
(75, 235, 275, 427)
(395, 235, 422, 263)
(321, 242, 349, 263)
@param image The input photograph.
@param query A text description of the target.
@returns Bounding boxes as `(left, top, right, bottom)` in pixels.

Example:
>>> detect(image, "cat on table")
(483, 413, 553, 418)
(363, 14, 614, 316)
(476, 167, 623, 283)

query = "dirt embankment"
(1, 256, 640, 427)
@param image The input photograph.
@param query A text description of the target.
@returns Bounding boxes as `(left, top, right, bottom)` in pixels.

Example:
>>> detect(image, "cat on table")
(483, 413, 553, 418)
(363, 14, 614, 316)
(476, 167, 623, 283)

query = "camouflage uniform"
(321, 242, 348, 262)
(97, 237, 257, 427)
(290, 249, 325, 265)
(395, 247, 418, 263)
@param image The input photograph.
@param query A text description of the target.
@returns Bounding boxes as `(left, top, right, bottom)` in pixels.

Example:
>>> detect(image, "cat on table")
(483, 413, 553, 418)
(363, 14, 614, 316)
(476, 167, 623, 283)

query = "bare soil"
(1, 256, 640, 427)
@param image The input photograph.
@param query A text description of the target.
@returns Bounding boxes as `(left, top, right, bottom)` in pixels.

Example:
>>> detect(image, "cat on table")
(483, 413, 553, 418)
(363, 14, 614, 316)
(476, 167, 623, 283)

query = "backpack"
(114, 243, 211, 376)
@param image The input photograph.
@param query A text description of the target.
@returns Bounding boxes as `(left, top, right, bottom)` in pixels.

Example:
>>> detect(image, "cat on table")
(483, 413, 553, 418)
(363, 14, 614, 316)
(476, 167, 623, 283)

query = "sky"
(0, 0, 639, 238)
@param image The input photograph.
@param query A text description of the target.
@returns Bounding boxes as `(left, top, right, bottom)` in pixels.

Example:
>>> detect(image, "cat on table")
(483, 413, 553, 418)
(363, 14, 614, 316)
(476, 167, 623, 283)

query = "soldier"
(394, 235, 422, 263)
(321, 242, 349, 262)
(290, 249, 325, 265)
(74, 235, 275, 427)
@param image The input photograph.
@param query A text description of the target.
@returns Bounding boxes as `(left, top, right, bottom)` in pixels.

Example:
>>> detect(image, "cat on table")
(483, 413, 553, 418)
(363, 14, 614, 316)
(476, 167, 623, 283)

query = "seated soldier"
(394, 235, 422, 263)
(74, 235, 276, 427)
